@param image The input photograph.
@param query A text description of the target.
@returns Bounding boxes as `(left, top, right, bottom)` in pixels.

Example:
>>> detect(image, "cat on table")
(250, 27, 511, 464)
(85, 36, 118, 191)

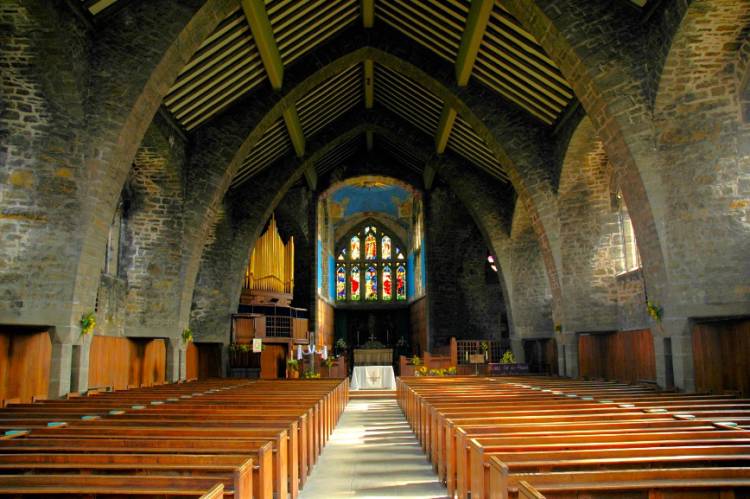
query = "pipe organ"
(243, 215, 295, 305)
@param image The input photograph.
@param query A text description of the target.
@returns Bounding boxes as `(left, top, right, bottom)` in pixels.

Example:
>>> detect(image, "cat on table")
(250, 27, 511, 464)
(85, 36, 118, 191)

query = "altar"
(353, 348, 393, 366)
(350, 365, 396, 391)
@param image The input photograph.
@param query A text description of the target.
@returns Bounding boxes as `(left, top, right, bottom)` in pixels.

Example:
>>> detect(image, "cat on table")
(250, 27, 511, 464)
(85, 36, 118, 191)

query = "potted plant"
(181, 328, 193, 345)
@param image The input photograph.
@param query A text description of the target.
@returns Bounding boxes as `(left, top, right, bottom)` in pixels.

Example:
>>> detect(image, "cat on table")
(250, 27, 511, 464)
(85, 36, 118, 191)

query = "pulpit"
(353, 348, 393, 366)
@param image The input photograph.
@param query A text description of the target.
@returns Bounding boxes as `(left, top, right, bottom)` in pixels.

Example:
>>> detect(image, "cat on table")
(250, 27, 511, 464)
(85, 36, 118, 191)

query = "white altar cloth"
(350, 365, 396, 390)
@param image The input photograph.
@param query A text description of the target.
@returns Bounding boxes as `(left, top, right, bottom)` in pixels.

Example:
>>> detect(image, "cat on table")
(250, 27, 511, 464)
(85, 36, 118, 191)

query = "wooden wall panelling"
(0, 329, 51, 403)
(693, 319, 750, 397)
(578, 329, 655, 383)
(88, 335, 130, 390)
(186, 342, 199, 380)
(410, 297, 428, 355)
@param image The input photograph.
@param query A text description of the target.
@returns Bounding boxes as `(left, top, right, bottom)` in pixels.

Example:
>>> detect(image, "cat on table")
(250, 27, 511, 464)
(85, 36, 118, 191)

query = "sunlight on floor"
(299, 398, 449, 499)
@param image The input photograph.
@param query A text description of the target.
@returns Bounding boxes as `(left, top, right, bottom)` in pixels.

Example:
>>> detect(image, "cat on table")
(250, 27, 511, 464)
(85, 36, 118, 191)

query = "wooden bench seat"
(0, 474, 230, 497)
(496, 465, 750, 499)
(0, 454, 253, 498)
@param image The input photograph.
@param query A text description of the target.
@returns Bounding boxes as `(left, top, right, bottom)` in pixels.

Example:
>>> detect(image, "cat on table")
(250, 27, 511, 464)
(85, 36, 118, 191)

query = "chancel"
(1, 0, 749, 497)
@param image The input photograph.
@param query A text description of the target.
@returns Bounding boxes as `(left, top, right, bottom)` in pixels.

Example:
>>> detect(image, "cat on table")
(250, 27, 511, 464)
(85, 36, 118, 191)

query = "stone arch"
(183, 44, 562, 341)
(557, 117, 621, 333)
(653, 0, 750, 318)
(68, 0, 236, 337)
(189, 111, 516, 348)
(503, 0, 668, 307)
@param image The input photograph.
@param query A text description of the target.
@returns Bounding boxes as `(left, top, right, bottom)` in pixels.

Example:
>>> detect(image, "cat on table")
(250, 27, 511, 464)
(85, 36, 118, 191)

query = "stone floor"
(299, 398, 450, 498)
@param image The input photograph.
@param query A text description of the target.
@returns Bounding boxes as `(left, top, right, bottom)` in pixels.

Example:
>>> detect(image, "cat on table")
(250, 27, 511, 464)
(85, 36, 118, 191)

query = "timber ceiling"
(79, 1, 650, 187)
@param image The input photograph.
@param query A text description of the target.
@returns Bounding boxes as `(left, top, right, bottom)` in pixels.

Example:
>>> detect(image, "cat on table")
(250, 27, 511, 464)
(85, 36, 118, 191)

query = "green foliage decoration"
(500, 350, 516, 364)
(80, 311, 96, 336)
(181, 328, 193, 344)
(647, 300, 663, 322)
(411, 355, 422, 366)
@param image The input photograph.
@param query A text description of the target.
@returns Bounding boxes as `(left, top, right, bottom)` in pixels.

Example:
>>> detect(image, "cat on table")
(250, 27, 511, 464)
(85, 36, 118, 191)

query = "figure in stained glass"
(350, 236, 360, 260)
(396, 265, 406, 300)
(381, 236, 391, 260)
(382, 265, 392, 300)
(364, 233, 377, 260)
(350, 265, 360, 300)
(365, 265, 378, 300)
(336, 266, 346, 300)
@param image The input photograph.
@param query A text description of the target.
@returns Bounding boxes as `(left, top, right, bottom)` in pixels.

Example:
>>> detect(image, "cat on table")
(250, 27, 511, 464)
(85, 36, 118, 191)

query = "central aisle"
(299, 398, 449, 498)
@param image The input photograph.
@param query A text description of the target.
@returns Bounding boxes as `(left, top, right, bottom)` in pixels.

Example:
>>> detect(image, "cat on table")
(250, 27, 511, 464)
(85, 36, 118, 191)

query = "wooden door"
(260, 344, 287, 379)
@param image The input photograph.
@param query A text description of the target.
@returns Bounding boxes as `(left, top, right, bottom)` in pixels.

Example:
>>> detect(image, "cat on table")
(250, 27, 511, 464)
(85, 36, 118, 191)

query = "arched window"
(335, 224, 407, 302)
(617, 190, 641, 272)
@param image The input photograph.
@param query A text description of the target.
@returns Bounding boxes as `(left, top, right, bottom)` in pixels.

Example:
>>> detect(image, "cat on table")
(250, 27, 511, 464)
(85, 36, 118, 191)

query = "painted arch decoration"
(336, 224, 406, 302)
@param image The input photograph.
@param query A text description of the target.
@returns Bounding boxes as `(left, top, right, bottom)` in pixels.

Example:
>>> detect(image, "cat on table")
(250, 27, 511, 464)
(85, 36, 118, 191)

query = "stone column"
(651, 329, 667, 389)
(48, 331, 73, 399)
(558, 332, 579, 378)
(510, 337, 525, 363)
(661, 317, 694, 392)
(166, 338, 186, 382)
(70, 333, 92, 393)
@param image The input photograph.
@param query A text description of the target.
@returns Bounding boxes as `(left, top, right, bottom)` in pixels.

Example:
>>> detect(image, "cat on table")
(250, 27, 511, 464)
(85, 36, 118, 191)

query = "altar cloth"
(350, 365, 396, 390)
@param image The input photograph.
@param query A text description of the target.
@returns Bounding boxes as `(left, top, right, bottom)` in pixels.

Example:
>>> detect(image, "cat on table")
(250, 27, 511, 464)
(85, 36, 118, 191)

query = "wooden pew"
(497, 464, 750, 499)
(0, 378, 348, 499)
(0, 475, 230, 497)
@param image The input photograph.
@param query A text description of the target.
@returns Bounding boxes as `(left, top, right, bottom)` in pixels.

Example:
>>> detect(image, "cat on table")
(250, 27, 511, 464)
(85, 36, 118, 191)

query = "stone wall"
(425, 185, 507, 348)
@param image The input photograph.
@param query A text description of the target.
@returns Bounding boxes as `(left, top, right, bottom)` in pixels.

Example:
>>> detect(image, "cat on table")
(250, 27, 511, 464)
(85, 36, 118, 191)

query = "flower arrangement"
(322, 357, 334, 369)
(302, 369, 320, 379)
(181, 328, 193, 344)
(647, 300, 663, 322)
(335, 338, 348, 350)
(446, 366, 457, 375)
(287, 358, 300, 372)
(554, 324, 562, 333)
(415, 366, 428, 376)
(80, 311, 96, 336)
(411, 355, 422, 366)
(479, 341, 489, 354)
(500, 350, 516, 364)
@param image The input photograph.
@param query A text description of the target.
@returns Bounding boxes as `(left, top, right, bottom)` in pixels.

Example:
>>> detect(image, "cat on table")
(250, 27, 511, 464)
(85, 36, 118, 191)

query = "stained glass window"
(365, 265, 378, 300)
(396, 265, 406, 300)
(350, 265, 360, 300)
(364, 233, 377, 260)
(381, 236, 391, 260)
(350, 236, 360, 260)
(336, 266, 346, 301)
(382, 265, 392, 300)
(335, 223, 407, 303)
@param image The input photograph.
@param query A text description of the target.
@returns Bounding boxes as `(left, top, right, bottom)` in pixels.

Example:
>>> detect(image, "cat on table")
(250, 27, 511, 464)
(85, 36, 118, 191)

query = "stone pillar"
(558, 332, 579, 378)
(510, 337, 525, 363)
(70, 334, 92, 393)
(661, 317, 694, 392)
(48, 339, 72, 399)
(651, 329, 667, 389)
(166, 338, 186, 382)
(220, 343, 230, 378)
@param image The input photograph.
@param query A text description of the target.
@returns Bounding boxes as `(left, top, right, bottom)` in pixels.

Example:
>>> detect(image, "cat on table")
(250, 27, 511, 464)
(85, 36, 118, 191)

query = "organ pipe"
(245, 215, 294, 294)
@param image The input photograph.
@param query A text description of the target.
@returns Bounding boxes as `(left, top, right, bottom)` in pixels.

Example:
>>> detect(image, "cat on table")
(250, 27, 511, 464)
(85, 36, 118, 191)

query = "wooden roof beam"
(283, 104, 306, 157)
(366, 130, 374, 151)
(364, 60, 374, 109)
(361, 0, 374, 28)
(304, 164, 318, 191)
(455, 0, 493, 86)
(435, 105, 457, 154)
(241, 0, 284, 90)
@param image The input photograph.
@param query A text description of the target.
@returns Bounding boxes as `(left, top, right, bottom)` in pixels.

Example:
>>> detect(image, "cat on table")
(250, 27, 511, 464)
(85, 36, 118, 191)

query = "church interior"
(1, 0, 749, 497)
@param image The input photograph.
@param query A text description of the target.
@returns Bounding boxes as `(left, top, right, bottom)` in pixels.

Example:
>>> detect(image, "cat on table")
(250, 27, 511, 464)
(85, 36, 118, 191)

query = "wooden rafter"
(364, 60, 374, 109)
(366, 130, 374, 151)
(435, 105, 457, 154)
(283, 105, 306, 158)
(241, 0, 284, 90)
(455, 0, 493, 86)
(361, 0, 374, 28)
